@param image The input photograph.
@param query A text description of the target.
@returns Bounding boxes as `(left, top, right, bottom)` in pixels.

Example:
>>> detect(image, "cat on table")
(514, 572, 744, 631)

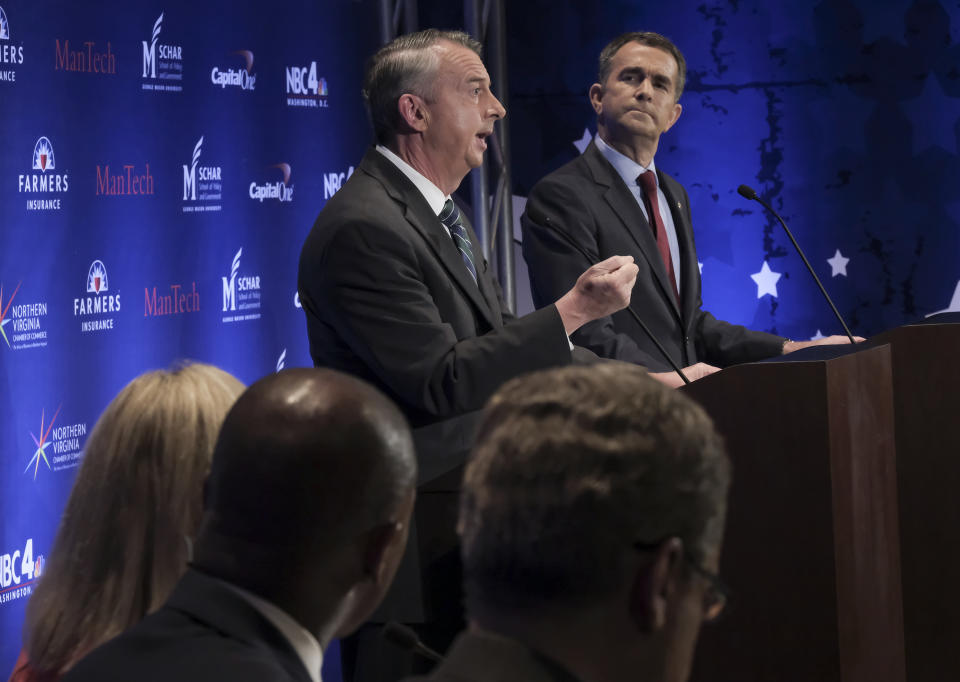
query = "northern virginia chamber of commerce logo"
(0, 538, 43, 607)
(73, 260, 120, 333)
(141, 12, 183, 92)
(285, 60, 327, 108)
(221, 248, 261, 323)
(96, 160, 154, 196)
(249, 163, 294, 203)
(18, 136, 69, 211)
(0, 5, 24, 84)
(54, 35, 116, 75)
(23, 404, 87, 479)
(144, 280, 199, 317)
(323, 166, 354, 200)
(182, 136, 222, 212)
(212, 50, 256, 91)
(0, 281, 49, 350)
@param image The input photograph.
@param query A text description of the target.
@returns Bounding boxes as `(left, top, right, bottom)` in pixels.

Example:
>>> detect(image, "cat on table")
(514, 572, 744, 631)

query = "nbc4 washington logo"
(24, 405, 87, 479)
(182, 136, 222, 212)
(221, 247, 261, 323)
(285, 60, 327, 108)
(0, 538, 43, 603)
(18, 136, 69, 211)
(141, 11, 182, 92)
(0, 5, 25, 85)
(0, 281, 49, 350)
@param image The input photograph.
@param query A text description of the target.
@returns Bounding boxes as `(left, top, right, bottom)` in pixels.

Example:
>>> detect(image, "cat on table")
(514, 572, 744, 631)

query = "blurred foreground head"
(195, 367, 417, 642)
(460, 363, 730, 682)
(24, 362, 244, 676)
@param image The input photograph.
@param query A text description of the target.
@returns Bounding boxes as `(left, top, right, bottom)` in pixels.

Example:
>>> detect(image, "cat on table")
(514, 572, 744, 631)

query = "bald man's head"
(201, 368, 416, 549)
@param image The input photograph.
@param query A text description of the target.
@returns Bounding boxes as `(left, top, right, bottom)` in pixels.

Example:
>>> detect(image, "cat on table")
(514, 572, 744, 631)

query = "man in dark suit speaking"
(522, 32, 852, 387)
(297, 28, 637, 661)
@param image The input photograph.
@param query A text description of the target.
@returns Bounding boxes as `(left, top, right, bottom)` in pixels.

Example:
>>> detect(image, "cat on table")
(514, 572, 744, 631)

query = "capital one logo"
(141, 12, 163, 78)
(222, 247, 241, 311)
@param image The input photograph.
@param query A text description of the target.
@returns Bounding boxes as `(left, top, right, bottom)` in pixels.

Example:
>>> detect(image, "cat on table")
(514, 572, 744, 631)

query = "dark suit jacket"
(404, 630, 582, 682)
(297, 148, 581, 622)
(61, 569, 312, 682)
(522, 140, 784, 372)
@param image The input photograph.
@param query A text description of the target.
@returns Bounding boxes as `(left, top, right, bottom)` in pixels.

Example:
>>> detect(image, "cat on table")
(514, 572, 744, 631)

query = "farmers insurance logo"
(285, 60, 328, 108)
(211, 50, 256, 91)
(0, 281, 49, 350)
(249, 163, 294, 203)
(221, 248, 261, 323)
(0, 538, 43, 607)
(73, 260, 120, 333)
(141, 12, 183, 92)
(0, 5, 25, 84)
(182, 136, 222, 212)
(18, 137, 69, 211)
(23, 404, 87, 479)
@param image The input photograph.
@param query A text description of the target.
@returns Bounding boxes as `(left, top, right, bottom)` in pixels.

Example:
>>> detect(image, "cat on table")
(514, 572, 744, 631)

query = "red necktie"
(637, 170, 680, 305)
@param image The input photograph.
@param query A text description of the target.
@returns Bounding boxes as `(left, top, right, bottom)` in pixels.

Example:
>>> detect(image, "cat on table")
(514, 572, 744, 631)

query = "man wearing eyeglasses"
(407, 362, 730, 682)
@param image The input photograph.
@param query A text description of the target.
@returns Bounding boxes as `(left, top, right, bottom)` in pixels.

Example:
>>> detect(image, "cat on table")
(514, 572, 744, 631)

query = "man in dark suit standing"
(409, 363, 731, 682)
(62, 368, 418, 682)
(522, 32, 852, 387)
(297, 28, 637, 668)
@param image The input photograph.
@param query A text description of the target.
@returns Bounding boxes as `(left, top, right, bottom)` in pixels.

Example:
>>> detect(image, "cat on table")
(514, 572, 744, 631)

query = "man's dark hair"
(459, 364, 729, 612)
(363, 28, 483, 145)
(597, 31, 687, 101)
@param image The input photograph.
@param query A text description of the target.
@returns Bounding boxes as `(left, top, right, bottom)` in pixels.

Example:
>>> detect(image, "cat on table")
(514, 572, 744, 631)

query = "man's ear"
(628, 537, 684, 633)
(588, 83, 604, 116)
(397, 93, 429, 133)
(662, 102, 682, 134)
(361, 521, 403, 585)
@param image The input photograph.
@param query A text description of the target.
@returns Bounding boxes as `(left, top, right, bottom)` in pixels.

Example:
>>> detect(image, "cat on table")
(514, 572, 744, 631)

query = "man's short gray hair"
(460, 363, 730, 612)
(363, 29, 482, 145)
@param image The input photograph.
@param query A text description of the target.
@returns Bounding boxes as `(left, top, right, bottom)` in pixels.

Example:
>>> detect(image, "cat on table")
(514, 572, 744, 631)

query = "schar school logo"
(323, 166, 354, 200)
(23, 405, 87, 479)
(0, 6, 25, 84)
(276, 348, 286, 372)
(18, 137, 69, 211)
(285, 60, 328, 108)
(141, 12, 183, 92)
(249, 163, 294, 203)
(221, 248, 261, 323)
(182, 136, 222, 213)
(0, 538, 43, 607)
(73, 260, 120, 333)
(211, 50, 256, 91)
(0, 281, 49, 350)
(144, 280, 199, 317)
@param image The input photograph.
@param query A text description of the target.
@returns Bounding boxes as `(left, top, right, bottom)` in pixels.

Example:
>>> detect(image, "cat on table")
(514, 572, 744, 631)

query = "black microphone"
(382, 622, 444, 663)
(525, 206, 690, 385)
(737, 184, 856, 344)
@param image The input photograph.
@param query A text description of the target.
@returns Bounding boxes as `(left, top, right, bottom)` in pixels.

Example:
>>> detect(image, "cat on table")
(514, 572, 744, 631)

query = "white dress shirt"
(595, 134, 682, 295)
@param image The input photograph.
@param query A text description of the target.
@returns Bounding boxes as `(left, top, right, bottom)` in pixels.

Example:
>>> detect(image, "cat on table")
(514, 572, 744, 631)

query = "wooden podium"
(862, 315, 960, 681)
(682, 343, 906, 682)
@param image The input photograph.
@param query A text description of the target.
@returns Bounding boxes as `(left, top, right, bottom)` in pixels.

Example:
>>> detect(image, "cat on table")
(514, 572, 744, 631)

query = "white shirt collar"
(594, 134, 659, 191)
(376, 144, 448, 215)
(221, 580, 323, 682)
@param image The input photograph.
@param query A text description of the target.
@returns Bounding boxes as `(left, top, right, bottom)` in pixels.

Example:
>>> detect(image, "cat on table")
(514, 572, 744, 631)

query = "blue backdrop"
(3, 0, 960, 678)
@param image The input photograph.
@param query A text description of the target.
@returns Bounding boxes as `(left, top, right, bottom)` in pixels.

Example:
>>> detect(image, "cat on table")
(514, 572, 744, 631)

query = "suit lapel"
(583, 143, 682, 323)
(359, 150, 498, 328)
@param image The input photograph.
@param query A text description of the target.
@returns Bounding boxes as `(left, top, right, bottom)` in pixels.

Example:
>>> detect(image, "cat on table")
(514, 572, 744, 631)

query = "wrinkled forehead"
(609, 41, 679, 81)
(433, 40, 489, 81)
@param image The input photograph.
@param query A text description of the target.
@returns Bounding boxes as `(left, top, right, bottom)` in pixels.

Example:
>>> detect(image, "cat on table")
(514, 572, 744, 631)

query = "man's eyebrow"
(619, 65, 672, 84)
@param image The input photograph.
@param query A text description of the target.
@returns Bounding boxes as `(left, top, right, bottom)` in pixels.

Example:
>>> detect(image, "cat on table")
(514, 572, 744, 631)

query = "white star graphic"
(827, 249, 849, 277)
(573, 128, 592, 155)
(810, 329, 825, 340)
(750, 261, 782, 299)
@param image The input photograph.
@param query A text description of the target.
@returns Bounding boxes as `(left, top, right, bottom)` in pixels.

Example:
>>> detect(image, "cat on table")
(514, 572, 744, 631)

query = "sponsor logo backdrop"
(0, 1, 379, 678)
